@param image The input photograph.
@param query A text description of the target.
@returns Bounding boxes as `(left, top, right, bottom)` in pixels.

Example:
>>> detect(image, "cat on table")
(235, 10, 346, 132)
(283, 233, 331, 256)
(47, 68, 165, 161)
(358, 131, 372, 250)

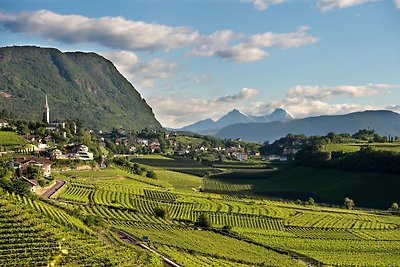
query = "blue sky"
(0, 0, 399, 127)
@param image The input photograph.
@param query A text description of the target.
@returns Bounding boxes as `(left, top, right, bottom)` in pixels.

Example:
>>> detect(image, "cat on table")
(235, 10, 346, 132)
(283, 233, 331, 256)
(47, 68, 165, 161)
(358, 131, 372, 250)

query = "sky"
(0, 0, 399, 128)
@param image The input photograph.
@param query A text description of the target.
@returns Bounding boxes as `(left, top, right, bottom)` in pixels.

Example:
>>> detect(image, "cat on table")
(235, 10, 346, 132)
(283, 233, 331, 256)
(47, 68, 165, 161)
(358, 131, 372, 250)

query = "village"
(0, 95, 304, 194)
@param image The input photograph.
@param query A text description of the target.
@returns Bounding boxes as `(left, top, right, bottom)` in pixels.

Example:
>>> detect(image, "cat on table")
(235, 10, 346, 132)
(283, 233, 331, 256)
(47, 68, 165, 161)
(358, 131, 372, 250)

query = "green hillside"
(0, 46, 161, 131)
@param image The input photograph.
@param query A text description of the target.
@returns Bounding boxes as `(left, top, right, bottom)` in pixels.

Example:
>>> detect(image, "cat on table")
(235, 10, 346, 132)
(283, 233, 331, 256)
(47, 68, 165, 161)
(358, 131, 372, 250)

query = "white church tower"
(43, 94, 50, 124)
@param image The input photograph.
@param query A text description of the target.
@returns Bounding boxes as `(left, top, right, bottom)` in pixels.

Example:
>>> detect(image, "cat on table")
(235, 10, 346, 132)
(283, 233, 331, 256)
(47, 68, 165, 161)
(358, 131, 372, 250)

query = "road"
(111, 228, 181, 267)
(40, 179, 66, 198)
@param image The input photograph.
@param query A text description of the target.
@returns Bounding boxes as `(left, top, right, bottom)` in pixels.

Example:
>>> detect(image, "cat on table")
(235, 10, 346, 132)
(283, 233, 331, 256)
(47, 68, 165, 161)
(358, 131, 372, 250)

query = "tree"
(344, 197, 355, 209)
(154, 207, 166, 218)
(83, 215, 104, 227)
(390, 202, 399, 210)
(194, 213, 211, 229)
(146, 170, 157, 179)
(24, 165, 42, 180)
(12, 180, 30, 196)
(17, 123, 30, 135)
(307, 197, 315, 206)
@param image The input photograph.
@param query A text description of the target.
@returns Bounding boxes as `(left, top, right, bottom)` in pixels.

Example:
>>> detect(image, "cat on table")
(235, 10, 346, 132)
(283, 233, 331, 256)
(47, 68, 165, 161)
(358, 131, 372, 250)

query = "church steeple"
(43, 94, 50, 124)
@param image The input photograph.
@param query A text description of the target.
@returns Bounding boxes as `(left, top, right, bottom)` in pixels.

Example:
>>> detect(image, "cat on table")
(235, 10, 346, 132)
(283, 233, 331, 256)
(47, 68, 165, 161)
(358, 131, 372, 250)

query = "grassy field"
(47, 158, 400, 267)
(324, 142, 400, 153)
(0, 131, 26, 146)
(175, 136, 204, 147)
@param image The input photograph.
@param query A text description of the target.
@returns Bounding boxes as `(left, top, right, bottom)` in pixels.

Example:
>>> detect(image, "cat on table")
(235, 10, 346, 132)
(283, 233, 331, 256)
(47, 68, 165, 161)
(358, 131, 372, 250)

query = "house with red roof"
(9, 157, 53, 177)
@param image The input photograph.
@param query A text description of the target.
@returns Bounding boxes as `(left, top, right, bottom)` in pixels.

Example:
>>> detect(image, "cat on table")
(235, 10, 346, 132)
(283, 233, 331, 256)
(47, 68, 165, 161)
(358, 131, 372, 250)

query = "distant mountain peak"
(269, 108, 294, 120)
(228, 108, 242, 114)
(180, 108, 294, 135)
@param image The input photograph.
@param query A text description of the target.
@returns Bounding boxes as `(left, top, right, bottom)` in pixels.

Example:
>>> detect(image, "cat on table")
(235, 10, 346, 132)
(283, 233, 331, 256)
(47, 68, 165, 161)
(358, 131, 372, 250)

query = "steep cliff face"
(0, 46, 161, 131)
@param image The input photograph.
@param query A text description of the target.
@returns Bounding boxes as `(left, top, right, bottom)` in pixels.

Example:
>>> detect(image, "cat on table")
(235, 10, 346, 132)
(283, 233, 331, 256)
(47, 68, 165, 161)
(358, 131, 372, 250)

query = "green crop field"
(0, 131, 26, 147)
(46, 157, 400, 267)
(324, 142, 400, 153)
(125, 155, 215, 177)
(205, 166, 400, 209)
(175, 136, 204, 147)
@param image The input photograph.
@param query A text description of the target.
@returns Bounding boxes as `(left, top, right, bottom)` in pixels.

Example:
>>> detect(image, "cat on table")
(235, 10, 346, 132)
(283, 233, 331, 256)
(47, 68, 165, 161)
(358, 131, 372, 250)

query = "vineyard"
(324, 142, 400, 153)
(1, 154, 399, 266)
(0, 131, 26, 151)
(46, 161, 400, 267)
(0, 188, 160, 267)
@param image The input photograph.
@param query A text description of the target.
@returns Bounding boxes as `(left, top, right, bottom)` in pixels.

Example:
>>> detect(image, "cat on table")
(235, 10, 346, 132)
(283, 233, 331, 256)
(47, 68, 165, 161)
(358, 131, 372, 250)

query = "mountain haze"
(216, 110, 400, 142)
(0, 46, 161, 131)
(181, 108, 294, 135)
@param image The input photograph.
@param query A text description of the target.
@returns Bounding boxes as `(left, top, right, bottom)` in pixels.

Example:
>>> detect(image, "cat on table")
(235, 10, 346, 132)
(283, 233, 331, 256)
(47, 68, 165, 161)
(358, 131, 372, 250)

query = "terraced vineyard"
(0, 188, 160, 267)
(49, 159, 400, 267)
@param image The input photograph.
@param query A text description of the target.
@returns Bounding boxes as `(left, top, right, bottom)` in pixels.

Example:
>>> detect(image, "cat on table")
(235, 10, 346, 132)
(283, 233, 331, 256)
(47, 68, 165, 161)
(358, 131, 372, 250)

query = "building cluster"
(5, 95, 95, 190)
(263, 139, 303, 162)
(8, 157, 53, 192)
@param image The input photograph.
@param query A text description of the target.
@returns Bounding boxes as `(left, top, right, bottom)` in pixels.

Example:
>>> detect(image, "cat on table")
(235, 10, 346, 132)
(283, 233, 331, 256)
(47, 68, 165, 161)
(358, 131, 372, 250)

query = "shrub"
(194, 213, 211, 229)
(146, 170, 157, 179)
(83, 214, 104, 227)
(154, 207, 166, 218)
(344, 197, 355, 209)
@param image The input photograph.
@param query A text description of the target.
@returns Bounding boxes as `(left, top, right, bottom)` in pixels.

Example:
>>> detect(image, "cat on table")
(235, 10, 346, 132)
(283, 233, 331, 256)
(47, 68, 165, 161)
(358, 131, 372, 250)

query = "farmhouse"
(9, 157, 53, 177)
(235, 153, 248, 161)
(282, 147, 301, 155)
(64, 144, 94, 160)
(0, 119, 9, 128)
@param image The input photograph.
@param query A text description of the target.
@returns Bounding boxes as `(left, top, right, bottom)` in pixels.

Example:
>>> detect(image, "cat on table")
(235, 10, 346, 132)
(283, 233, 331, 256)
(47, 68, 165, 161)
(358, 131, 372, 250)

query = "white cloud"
(215, 44, 268, 63)
(316, 0, 379, 11)
(395, 0, 400, 8)
(250, 26, 318, 49)
(240, 0, 285, 11)
(148, 95, 227, 127)
(186, 30, 268, 63)
(188, 26, 316, 62)
(0, 10, 317, 64)
(264, 98, 371, 118)
(217, 88, 261, 102)
(102, 51, 139, 72)
(386, 104, 400, 111)
(186, 30, 238, 57)
(0, 10, 199, 51)
(286, 83, 398, 100)
(102, 51, 177, 89)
